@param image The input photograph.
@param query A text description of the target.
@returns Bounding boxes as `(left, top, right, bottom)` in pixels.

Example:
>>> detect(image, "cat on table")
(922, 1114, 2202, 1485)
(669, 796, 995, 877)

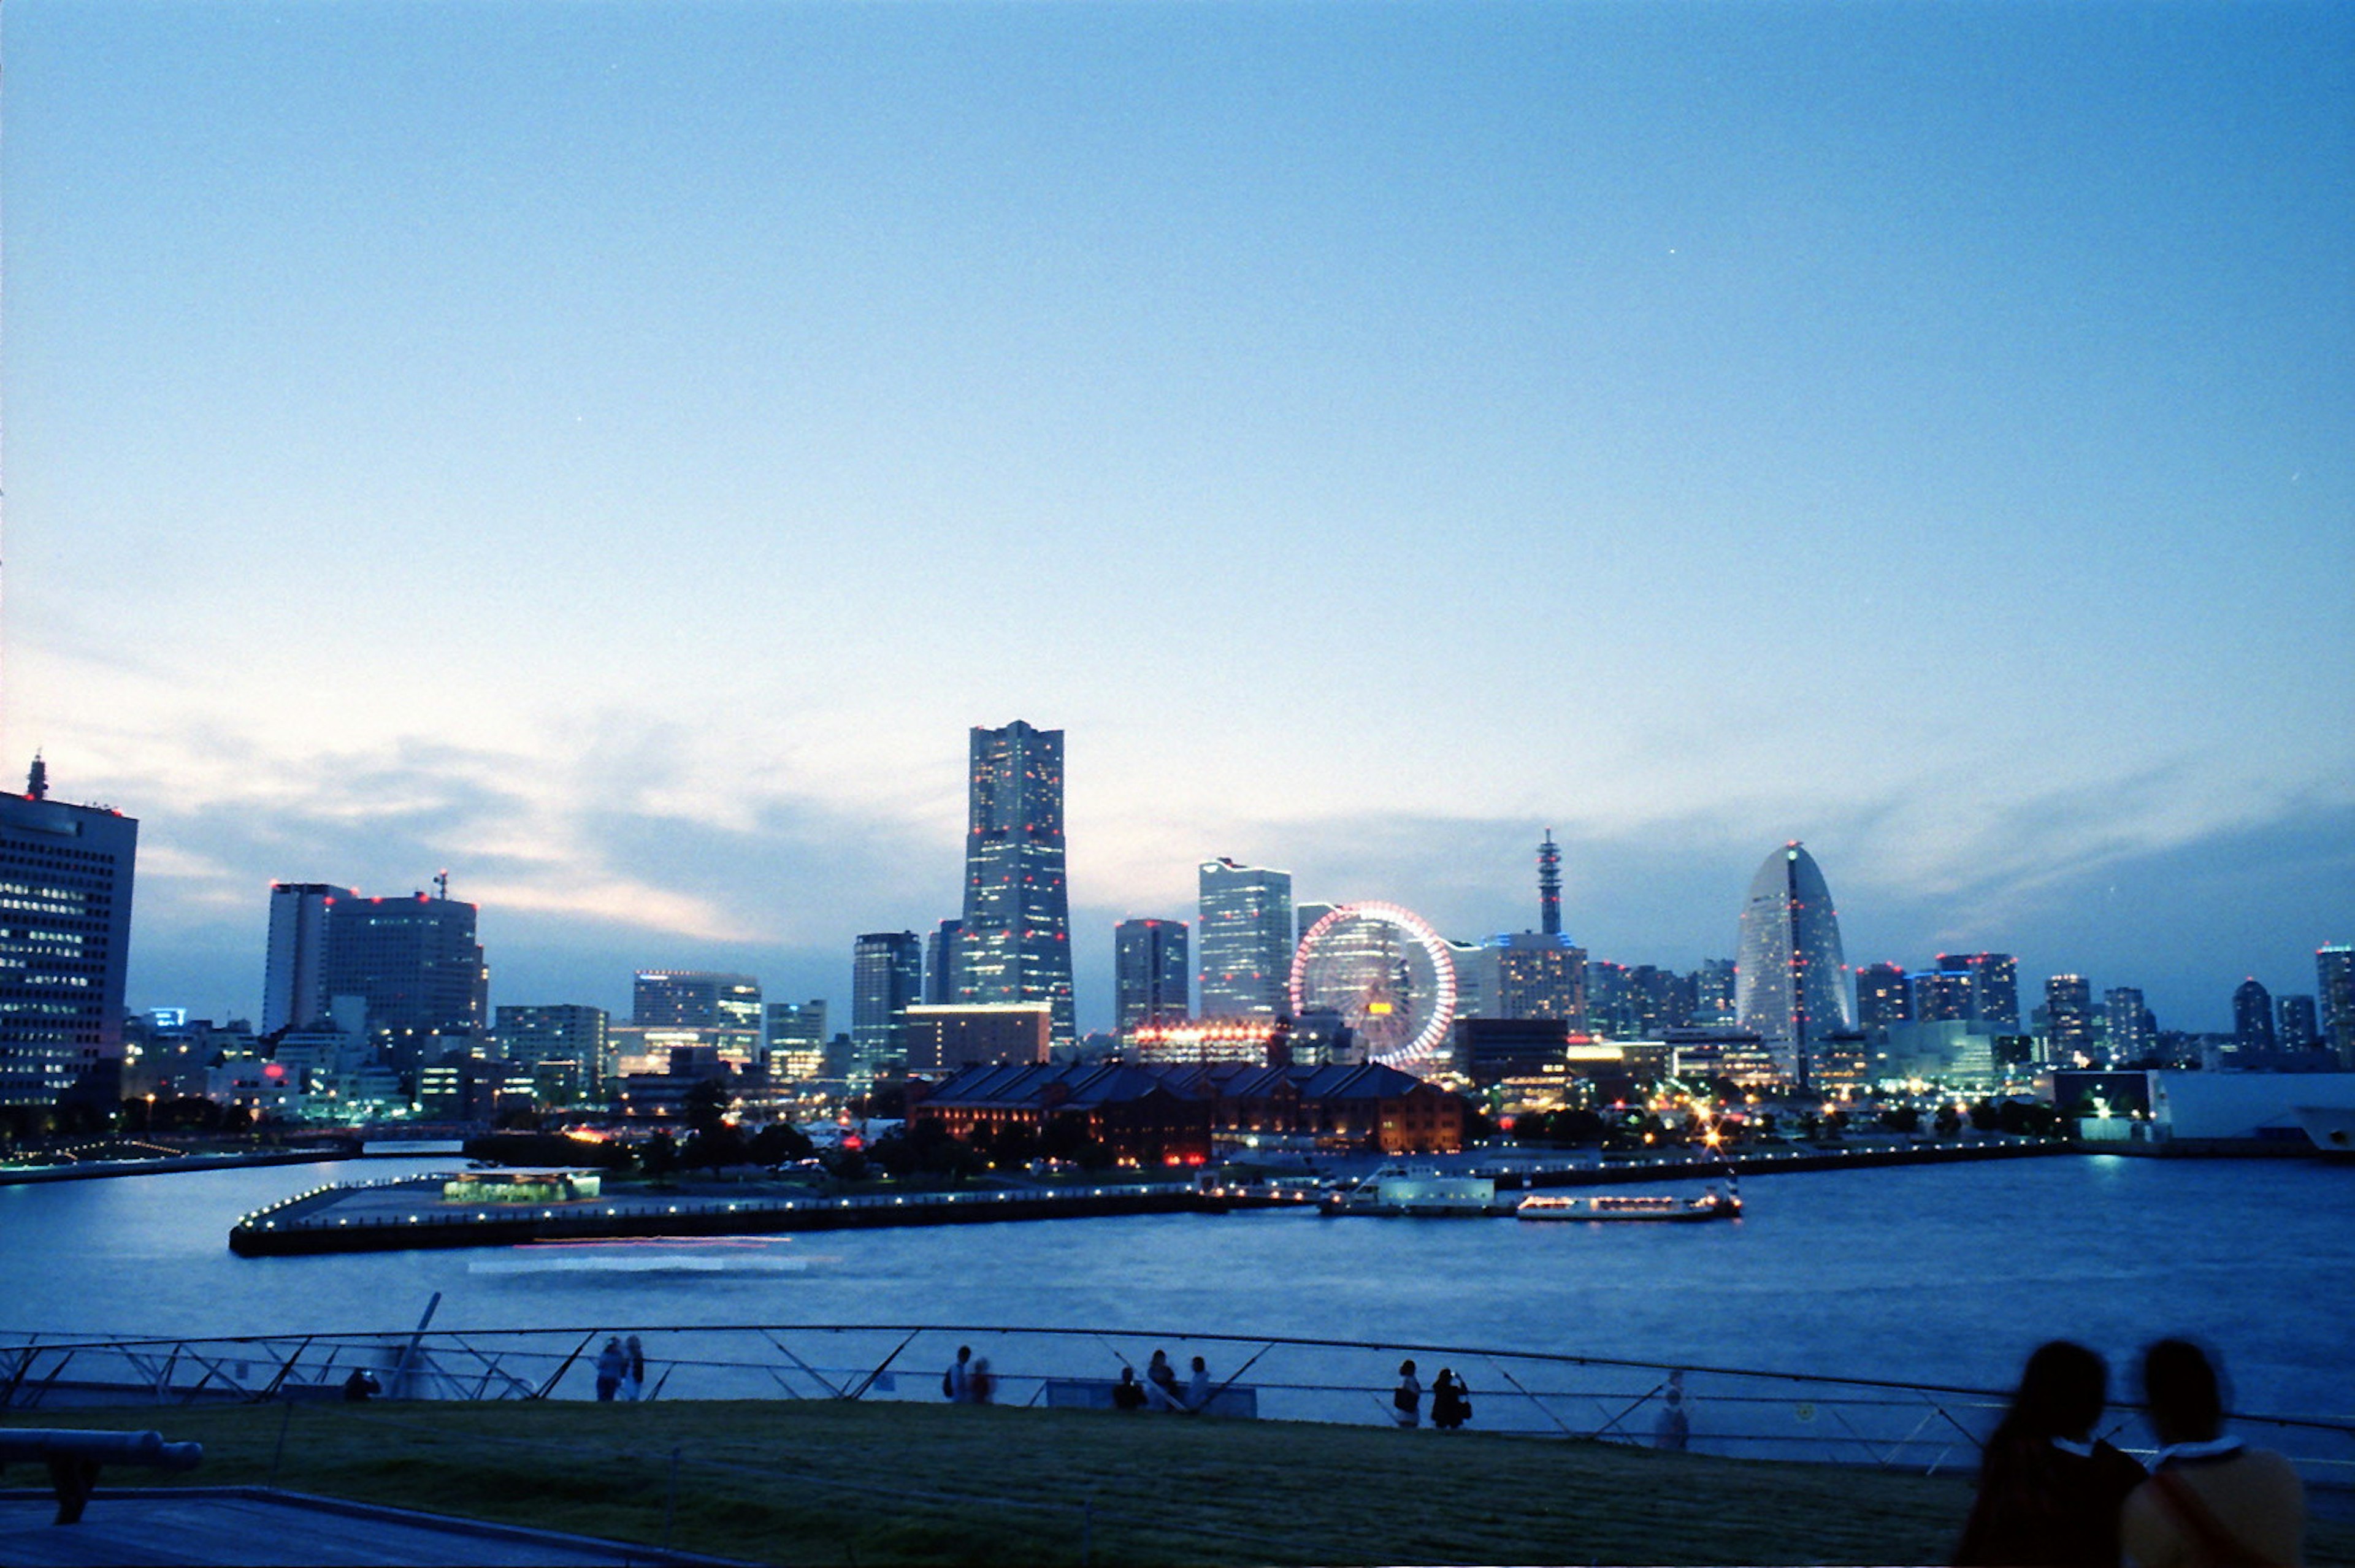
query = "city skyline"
(4, 3, 2347, 1032)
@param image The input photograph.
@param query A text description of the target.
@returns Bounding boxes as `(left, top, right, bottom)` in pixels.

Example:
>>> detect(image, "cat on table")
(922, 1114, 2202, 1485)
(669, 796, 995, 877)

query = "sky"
(4, 1, 2349, 1035)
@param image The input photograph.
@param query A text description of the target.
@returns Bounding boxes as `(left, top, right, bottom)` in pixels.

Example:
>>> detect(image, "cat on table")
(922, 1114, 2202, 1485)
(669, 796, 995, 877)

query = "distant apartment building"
(1937, 952, 2020, 1027)
(2043, 974, 2096, 1061)
(2231, 978, 2276, 1054)
(2103, 986, 2156, 1062)
(2276, 993, 2322, 1054)
(0, 759, 138, 1112)
(1855, 963, 1912, 1032)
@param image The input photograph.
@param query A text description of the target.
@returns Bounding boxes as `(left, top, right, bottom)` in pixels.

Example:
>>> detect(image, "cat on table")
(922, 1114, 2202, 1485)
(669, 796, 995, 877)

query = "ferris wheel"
(1289, 901, 1459, 1071)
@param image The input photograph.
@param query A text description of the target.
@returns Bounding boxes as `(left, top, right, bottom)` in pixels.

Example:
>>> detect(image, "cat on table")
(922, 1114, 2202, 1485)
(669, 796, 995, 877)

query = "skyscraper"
(263, 882, 353, 1034)
(1198, 858, 1295, 1018)
(2316, 944, 2354, 1067)
(318, 889, 486, 1042)
(852, 931, 924, 1080)
(0, 759, 137, 1111)
(957, 721, 1074, 1046)
(1939, 952, 2020, 1028)
(2231, 978, 2276, 1054)
(1855, 963, 1912, 1031)
(1734, 841, 1855, 1084)
(1114, 919, 1189, 1035)
(2103, 986, 2154, 1062)
(2276, 993, 2321, 1054)
(765, 999, 828, 1081)
(1691, 958, 1737, 1025)
(2043, 974, 2095, 1061)
(924, 919, 963, 1006)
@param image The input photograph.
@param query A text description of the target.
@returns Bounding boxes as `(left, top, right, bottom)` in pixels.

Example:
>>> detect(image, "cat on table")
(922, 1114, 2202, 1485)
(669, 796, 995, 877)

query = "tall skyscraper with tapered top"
(957, 721, 1074, 1046)
(1734, 841, 1855, 1085)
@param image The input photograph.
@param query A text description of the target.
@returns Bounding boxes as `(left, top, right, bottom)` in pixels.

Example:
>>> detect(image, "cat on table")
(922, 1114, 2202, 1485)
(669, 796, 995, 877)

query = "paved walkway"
(0, 1488, 751, 1567)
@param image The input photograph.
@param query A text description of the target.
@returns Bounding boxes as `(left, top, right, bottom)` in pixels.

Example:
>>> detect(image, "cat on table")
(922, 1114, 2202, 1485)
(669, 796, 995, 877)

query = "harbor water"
(3, 1152, 2348, 1420)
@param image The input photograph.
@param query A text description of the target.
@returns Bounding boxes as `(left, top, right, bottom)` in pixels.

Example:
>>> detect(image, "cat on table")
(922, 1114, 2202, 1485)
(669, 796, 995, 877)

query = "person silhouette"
(1954, 1340, 2143, 1566)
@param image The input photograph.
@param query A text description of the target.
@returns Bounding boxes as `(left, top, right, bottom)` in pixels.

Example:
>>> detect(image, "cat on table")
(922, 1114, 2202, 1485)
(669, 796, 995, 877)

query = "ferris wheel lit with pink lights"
(1289, 901, 1458, 1071)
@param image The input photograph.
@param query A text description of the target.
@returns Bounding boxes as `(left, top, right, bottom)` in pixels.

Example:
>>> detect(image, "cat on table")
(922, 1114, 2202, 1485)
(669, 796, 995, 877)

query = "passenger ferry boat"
(1516, 1181, 1741, 1224)
(1320, 1166, 1514, 1217)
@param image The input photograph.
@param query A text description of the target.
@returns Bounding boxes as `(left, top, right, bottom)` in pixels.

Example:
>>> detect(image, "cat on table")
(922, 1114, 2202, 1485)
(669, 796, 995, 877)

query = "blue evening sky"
(4, 1, 2349, 1032)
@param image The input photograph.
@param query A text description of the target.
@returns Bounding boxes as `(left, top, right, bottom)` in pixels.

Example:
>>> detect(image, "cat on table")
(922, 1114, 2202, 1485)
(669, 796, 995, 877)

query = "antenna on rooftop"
(433, 868, 450, 902)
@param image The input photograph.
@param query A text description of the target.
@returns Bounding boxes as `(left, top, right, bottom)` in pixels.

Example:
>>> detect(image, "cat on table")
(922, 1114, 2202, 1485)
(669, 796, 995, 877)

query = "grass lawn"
(13, 1401, 2350, 1567)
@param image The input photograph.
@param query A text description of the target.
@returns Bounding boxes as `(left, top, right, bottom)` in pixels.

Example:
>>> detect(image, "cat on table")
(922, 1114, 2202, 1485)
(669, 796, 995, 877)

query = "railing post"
(663, 1445, 681, 1550)
(269, 1398, 294, 1490)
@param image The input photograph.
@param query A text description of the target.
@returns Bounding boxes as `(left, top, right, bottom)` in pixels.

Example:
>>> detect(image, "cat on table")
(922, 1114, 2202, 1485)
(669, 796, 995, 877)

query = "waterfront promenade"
(229, 1138, 2069, 1256)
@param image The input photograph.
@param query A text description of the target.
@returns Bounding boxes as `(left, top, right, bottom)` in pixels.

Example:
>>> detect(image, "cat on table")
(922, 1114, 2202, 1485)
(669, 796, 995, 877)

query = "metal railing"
(4, 1321, 2349, 1498)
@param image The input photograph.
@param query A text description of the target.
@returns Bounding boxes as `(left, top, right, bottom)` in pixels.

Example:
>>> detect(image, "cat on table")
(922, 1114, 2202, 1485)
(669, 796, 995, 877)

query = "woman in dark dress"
(1955, 1340, 2146, 1567)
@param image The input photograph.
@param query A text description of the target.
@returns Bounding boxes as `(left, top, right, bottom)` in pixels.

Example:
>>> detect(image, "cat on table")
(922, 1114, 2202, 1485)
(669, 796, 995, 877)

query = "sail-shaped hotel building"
(1735, 842, 1855, 1085)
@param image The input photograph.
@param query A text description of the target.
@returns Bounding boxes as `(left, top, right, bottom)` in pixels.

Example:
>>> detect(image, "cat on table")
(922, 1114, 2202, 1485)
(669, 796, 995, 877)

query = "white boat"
(1320, 1165, 1512, 1217)
(1517, 1183, 1742, 1223)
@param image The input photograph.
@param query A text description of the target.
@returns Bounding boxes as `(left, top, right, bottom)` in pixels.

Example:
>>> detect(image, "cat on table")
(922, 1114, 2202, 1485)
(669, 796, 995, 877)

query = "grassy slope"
(13, 1401, 2351, 1567)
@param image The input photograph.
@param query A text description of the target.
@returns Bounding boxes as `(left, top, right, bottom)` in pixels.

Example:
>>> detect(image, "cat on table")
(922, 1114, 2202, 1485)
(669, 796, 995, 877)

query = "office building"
(262, 882, 353, 1034)
(1114, 919, 1189, 1035)
(1199, 858, 1295, 1019)
(957, 721, 1074, 1046)
(1585, 959, 1633, 1038)
(1855, 963, 1912, 1032)
(924, 920, 962, 1006)
(1295, 901, 1336, 947)
(1733, 841, 1855, 1084)
(2319, 944, 2355, 1066)
(766, 1000, 828, 1081)
(492, 1004, 610, 1102)
(902, 1003, 1052, 1073)
(315, 887, 486, 1046)
(852, 931, 924, 1080)
(2231, 978, 2276, 1054)
(0, 759, 138, 1111)
(632, 970, 761, 1063)
(2044, 974, 2096, 1061)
